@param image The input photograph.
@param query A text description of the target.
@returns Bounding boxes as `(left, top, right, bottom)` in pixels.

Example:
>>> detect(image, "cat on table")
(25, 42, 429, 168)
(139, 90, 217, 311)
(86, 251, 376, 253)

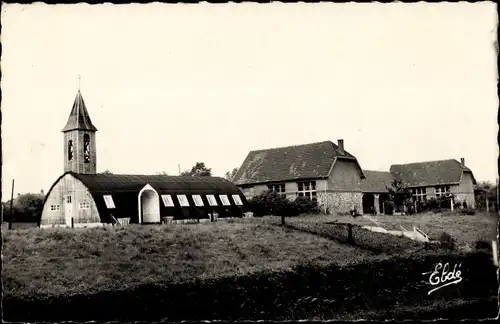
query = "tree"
(386, 179, 413, 214)
(3, 192, 45, 223)
(224, 167, 239, 182)
(181, 162, 212, 177)
(475, 181, 497, 210)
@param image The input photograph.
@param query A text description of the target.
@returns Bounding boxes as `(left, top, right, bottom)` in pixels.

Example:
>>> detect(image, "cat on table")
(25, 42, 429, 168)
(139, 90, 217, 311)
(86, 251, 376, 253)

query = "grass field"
(271, 211, 498, 247)
(2, 211, 498, 321)
(2, 221, 387, 299)
(342, 211, 498, 247)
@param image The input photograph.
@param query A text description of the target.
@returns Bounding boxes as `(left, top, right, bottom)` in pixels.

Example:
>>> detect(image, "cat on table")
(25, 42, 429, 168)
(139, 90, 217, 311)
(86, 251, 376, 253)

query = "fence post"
(71, 217, 74, 228)
(8, 179, 14, 230)
(281, 214, 285, 226)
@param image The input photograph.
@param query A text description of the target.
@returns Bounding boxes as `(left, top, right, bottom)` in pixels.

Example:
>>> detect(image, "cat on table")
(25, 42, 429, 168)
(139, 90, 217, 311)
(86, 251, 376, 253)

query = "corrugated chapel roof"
(71, 172, 243, 195)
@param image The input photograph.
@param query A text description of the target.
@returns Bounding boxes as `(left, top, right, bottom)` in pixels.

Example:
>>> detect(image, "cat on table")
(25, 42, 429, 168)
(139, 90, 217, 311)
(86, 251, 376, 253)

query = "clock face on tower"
(83, 134, 90, 163)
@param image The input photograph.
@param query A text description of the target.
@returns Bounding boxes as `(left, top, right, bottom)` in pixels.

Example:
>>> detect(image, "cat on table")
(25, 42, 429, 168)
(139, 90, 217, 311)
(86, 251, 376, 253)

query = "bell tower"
(62, 90, 98, 174)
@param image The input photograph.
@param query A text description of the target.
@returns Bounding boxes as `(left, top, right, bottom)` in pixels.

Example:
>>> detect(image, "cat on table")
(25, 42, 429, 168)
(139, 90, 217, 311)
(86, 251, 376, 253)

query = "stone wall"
(455, 193, 476, 209)
(317, 191, 363, 214)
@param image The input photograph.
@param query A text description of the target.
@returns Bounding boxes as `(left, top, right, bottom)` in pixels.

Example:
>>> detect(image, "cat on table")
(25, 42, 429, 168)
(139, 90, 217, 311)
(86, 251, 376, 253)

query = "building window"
(79, 202, 90, 209)
(412, 188, 427, 202)
(103, 195, 115, 209)
(297, 181, 317, 201)
(435, 186, 451, 199)
(177, 195, 190, 207)
(219, 195, 231, 206)
(66, 195, 72, 203)
(192, 195, 204, 207)
(206, 195, 218, 206)
(161, 194, 175, 207)
(50, 204, 60, 211)
(83, 134, 90, 163)
(267, 183, 286, 196)
(68, 140, 73, 161)
(232, 194, 243, 206)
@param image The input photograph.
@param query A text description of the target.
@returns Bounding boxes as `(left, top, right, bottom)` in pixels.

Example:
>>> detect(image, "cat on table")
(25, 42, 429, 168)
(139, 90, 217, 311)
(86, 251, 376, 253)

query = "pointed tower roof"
(62, 90, 98, 132)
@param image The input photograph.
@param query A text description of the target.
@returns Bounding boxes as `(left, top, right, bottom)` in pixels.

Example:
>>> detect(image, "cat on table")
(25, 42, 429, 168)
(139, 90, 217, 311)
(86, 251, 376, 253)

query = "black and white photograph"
(1, 2, 499, 321)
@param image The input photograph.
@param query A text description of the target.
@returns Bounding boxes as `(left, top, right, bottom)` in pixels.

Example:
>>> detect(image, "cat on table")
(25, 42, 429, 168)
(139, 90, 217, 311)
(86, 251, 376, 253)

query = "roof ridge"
(90, 172, 227, 181)
(390, 158, 458, 167)
(363, 169, 391, 173)
(249, 140, 335, 153)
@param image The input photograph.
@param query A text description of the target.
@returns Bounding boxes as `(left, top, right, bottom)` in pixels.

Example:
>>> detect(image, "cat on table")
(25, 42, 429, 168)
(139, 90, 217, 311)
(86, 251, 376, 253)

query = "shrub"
(405, 201, 416, 215)
(453, 200, 463, 210)
(462, 208, 476, 215)
(246, 190, 319, 217)
(424, 198, 439, 211)
(383, 201, 394, 215)
(475, 240, 492, 251)
(287, 222, 421, 254)
(3, 251, 496, 322)
(441, 208, 476, 217)
(293, 196, 320, 215)
(247, 190, 283, 217)
(438, 232, 455, 251)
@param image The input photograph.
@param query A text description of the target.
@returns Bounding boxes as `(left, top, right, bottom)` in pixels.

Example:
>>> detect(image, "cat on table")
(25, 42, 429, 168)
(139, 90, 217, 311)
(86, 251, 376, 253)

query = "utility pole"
(178, 164, 181, 176)
(496, 178, 499, 214)
(8, 179, 14, 230)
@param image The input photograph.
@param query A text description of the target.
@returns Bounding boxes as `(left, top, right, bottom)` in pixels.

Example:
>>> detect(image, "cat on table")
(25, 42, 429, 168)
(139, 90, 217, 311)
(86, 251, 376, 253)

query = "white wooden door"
(65, 195, 73, 227)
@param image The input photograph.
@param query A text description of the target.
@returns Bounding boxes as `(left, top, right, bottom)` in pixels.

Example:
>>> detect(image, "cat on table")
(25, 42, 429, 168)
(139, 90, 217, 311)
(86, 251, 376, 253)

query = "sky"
(1, 2, 498, 198)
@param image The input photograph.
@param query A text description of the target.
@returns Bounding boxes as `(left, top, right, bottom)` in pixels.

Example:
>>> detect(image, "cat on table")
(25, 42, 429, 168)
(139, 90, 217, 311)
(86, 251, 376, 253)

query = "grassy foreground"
(2, 214, 498, 321)
(3, 221, 383, 299)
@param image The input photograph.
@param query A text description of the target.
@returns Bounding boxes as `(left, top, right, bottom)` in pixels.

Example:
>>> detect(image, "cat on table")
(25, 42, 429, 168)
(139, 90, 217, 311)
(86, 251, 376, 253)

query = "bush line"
(3, 251, 496, 322)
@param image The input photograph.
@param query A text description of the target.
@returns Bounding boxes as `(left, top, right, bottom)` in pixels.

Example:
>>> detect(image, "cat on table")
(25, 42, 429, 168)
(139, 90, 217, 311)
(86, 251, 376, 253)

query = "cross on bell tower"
(62, 80, 98, 174)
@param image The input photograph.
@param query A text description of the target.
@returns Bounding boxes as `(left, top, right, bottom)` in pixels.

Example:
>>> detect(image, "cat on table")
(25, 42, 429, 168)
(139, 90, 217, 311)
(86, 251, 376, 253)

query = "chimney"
(338, 139, 344, 152)
(460, 157, 465, 166)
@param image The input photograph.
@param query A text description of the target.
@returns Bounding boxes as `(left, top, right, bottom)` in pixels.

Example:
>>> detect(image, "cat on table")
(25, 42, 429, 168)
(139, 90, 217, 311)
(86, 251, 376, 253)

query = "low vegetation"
(285, 221, 423, 254)
(3, 222, 380, 299)
(2, 209, 497, 321)
(327, 211, 498, 249)
(246, 190, 321, 217)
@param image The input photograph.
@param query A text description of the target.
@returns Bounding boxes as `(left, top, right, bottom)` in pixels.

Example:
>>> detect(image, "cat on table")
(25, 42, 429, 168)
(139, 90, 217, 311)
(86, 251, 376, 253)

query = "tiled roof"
(361, 170, 393, 193)
(233, 140, 362, 185)
(389, 159, 476, 187)
(61, 90, 98, 132)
